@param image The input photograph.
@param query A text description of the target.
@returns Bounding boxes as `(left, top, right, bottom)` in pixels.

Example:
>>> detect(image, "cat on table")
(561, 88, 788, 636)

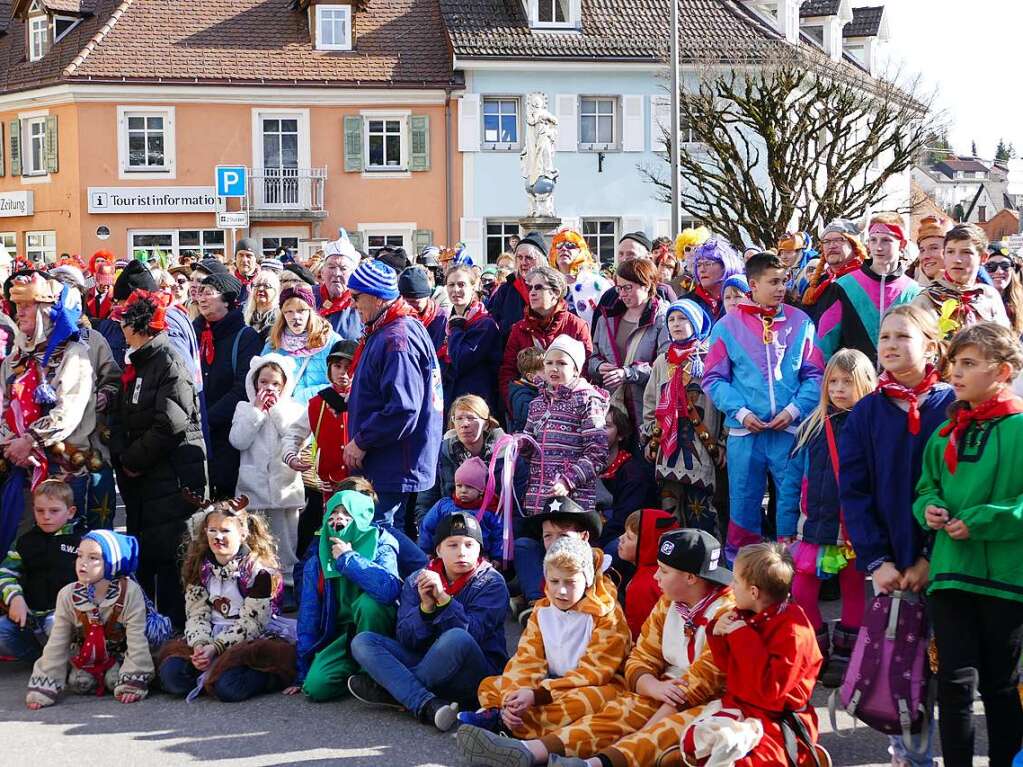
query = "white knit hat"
(546, 334, 585, 373)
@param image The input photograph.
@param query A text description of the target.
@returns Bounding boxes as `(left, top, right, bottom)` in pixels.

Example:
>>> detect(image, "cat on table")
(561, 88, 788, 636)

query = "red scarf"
(426, 557, 481, 597)
(512, 276, 530, 306)
(674, 585, 729, 662)
(737, 302, 778, 321)
(939, 389, 1023, 473)
(414, 298, 440, 329)
(438, 300, 488, 363)
(199, 323, 215, 366)
(803, 258, 863, 306)
(930, 276, 987, 327)
(655, 342, 700, 460)
(601, 449, 630, 480)
(319, 284, 353, 317)
(235, 269, 255, 287)
(876, 365, 941, 435)
(693, 284, 721, 317)
(348, 299, 418, 376)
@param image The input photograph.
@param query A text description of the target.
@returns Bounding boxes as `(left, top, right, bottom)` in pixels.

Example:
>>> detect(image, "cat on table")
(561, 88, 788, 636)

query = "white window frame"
(178, 229, 226, 260)
(528, 0, 578, 29)
(314, 4, 352, 51)
(357, 222, 416, 258)
(578, 96, 619, 152)
(362, 110, 409, 172)
(485, 219, 520, 263)
(252, 226, 308, 260)
(481, 96, 521, 152)
(118, 106, 175, 179)
(24, 116, 47, 177)
(25, 230, 56, 264)
(28, 14, 48, 62)
(0, 232, 16, 253)
(127, 229, 175, 263)
(53, 14, 80, 42)
(582, 217, 619, 267)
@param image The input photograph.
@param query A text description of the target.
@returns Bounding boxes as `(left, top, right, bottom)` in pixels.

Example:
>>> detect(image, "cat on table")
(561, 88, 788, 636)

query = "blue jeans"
(374, 491, 409, 529)
(350, 628, 497, 715)
(381, 523, 428, 580)
(888, 722, 935, 766)
(159, 656, 279, 702)
(514, 536, 545, 601)
(0, 615, 48, 660)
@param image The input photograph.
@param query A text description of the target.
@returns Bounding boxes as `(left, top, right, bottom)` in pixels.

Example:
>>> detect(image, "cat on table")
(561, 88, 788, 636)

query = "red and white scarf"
(655, 341, 703, 461)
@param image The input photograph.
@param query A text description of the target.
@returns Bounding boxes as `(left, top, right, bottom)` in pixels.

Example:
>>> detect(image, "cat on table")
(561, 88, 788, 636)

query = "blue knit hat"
(722, 274, 750, 296)
(347, 259, 399, 301)
(665, 299, 712, 342)
(83, 530, 140, 580)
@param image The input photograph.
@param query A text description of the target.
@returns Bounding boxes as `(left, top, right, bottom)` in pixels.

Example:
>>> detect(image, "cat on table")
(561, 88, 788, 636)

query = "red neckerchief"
(876, 365, 941, 435)
(694, 284, 721, 317)
(426, 557, 481, 597)
(525, 299, 568, 334)
(121, 362, 137, 389)
(235, 269, 255, 287)
(414, 298, 440, 329)
(453, 496, 481, 510)
(655, 341, 700, 459)
(736, 303, 778, 321)
(940, 389, 1023, 473)
(931, 275, 987, 325)
(70, 621, 115, 696)
(674, 585, 729, 662)
(512, 276, 530, 305)
(601, 449, 630, 479)
(803, 257, 863, 306)
(349, 299, 418, 376)
(319, 284, 353, 317)
(199, 322, 215, 366)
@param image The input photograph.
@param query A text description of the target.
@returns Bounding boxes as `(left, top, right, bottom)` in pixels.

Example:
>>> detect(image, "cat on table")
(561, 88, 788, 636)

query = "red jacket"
(498, 301, 592, 407)
(306, 387, 349, 489)
(708, 602, 823, 766)
(624, 508, 679, 639)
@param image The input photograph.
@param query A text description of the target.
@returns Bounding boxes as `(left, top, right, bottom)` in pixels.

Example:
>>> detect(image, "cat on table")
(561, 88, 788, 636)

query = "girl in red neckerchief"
(916, 323, 1023, 767)
(641, 298, 722, 535)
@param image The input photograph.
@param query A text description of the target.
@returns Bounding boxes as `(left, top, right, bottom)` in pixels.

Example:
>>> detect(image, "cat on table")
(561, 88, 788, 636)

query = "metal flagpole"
(669, 0, 681, 235)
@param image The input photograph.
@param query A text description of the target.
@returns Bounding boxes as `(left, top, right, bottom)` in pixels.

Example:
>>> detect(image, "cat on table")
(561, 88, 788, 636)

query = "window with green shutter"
(348, 230, 364, 252)
(44, 115, 58, 173)
(9, 119, 21, 177)
(409, 115, 430, 172)
(343, 116, 363, 172)
(0, 123, 5, 177)
(413, 229, 433, 255)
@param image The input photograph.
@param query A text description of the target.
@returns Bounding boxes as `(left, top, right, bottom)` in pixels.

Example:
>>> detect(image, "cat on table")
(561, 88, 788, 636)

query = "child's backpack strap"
(231, 331, 242, 376)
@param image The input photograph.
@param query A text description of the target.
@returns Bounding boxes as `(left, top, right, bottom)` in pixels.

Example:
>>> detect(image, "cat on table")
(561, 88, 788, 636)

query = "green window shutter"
(0, 123, 5, 177)
(343, 116, 363, 172)
(409, 115, 430, 172)
(44, 115, 58, 173)
(9, 119, 21, 177)
(348, 230, 364, 252)
(413, 229, 433, 255)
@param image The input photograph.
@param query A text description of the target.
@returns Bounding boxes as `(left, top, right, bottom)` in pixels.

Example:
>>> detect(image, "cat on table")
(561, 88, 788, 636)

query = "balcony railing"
(249, 167, 327, 213)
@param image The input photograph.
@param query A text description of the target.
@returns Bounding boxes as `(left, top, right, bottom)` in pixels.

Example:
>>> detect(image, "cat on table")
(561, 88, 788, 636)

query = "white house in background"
(913, 156, 1010, 225)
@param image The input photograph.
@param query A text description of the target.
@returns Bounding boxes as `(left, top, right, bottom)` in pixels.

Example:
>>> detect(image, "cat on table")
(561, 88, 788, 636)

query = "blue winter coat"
(777, 409, 847, 545)
(315, 289, 364, 341)
(596, 453, 659, 545)
(414, 427, 506, 523)
(262, 330, 341, 405)
(99, 306, 201, 389)
(839, 384, 956, 572)
(487, 274, 527, 340)
(396, 561, 509, 672)
(418, 497, 503, 561)
(294, 528, 400, 684)
(423, 309, 448, 354)
(441, 312, 502, 415)
(507, 380, 539, 434)
(194, 309, 263, 497)
(347, 313, 443, 494)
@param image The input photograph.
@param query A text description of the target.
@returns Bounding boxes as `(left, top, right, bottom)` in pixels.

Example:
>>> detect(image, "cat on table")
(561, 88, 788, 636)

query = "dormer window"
(314, 4, 352, 51)
(538, 0, 566, 23)
(28, 14, 48, 61)
(525, 0, 580, 29)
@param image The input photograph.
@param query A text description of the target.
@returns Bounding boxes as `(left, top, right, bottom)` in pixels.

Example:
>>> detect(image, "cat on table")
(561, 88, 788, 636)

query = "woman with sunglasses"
(243, 268, 281, 343)
(985, 247, 1023, 339)
(548, 228, 610, 327)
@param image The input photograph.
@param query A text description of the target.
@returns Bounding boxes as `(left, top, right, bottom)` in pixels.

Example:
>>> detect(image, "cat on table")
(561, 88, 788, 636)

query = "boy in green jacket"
(914, 322, 1023, 767)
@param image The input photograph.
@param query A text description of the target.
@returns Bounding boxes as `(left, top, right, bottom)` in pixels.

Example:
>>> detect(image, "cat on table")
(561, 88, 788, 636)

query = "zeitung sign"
(87, 186, 218, 214)
(0, 191, 34, 217)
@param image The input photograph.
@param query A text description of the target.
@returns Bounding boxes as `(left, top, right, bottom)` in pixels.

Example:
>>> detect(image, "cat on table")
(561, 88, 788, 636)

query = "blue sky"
(871, 0, 1017, 160)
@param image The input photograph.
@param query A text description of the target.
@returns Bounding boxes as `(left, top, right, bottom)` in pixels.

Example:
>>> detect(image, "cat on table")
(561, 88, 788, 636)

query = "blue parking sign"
(216, 165, 247, 198)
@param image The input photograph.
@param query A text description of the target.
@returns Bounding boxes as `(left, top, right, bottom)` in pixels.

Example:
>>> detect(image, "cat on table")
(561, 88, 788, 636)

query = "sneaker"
(457, 707, 502, 732)
(347, 674, 402, 710)
(420, 697, 459, 732)
(456, 725, 534, 767)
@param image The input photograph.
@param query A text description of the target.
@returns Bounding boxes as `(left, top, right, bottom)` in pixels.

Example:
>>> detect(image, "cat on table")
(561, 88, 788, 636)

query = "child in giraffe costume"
(459, 536, 630, 739)
(458, 528, 734, 767)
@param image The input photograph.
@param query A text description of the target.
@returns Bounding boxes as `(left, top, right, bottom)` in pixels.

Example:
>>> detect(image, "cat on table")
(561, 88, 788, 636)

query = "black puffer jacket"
(111, 333, 207, 562)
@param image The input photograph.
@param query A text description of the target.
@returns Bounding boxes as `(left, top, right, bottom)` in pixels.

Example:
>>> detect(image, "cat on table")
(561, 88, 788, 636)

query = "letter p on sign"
(216, 165, 247, 198)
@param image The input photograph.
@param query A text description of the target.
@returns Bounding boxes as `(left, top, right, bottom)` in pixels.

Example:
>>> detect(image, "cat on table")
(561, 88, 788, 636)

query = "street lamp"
(669, 0, 681, 235)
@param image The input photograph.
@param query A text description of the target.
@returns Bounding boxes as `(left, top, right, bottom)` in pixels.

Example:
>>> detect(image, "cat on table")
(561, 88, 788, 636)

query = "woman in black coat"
(110, 291, 207, 628)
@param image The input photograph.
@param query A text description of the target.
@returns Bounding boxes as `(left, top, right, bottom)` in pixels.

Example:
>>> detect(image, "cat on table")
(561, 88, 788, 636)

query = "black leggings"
(930, 589, 1023, 767)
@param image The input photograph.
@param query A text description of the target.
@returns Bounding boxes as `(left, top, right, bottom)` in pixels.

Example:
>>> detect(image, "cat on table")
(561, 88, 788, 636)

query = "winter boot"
(821, 622, 857, 688)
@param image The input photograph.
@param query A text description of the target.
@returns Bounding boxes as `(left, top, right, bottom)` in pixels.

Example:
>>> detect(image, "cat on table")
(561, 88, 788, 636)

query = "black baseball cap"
(656, 529, 731, 586)
(434, 512, 484, 552)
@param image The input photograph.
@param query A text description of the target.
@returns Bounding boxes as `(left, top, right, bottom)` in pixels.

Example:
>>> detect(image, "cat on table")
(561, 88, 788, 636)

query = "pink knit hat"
(454, 457, 488, 494)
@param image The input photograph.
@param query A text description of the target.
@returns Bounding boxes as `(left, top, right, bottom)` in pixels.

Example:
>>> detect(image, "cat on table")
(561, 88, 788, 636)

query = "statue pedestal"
(518, 216, 563, 236)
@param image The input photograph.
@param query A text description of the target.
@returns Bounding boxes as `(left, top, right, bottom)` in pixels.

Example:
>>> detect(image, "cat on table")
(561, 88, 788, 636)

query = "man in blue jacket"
(343, 258, 443, 558)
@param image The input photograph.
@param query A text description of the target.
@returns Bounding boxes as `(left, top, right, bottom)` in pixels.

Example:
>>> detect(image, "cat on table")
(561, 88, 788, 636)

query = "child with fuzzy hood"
(229, 353, 309, 591)
(26, 531, 154, 708)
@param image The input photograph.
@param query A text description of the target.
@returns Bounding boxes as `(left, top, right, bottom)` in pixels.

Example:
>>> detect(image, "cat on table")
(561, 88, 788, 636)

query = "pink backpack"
(828, 591, 934, 754)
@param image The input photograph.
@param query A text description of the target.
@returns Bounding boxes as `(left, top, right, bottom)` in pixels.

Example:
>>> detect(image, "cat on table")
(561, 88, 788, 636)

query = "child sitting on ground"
(595, 406, 657, 554)
(508, 346, 545, 434)
(290, 489, 400, 702)
(0, 480, 81, 661)
(460, 536, 630, 737)
(157, 497, 296, 703)
(681, 542, 824, 767)
(419, 457, 503, 562)
(349, 512, 510, 732)
(26, 531, 154, 708)
(617, 508, 680, 640)
(458, 529, 734, 767)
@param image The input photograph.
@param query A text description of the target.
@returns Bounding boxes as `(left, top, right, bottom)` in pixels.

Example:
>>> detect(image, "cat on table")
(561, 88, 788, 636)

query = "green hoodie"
(913, 413, 1023, 603)
(318, 490, 379, 620)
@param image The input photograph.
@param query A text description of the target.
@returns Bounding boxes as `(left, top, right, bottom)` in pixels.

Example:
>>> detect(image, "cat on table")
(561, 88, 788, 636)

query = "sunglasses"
(527, 283, 554, 292)
(985, 261, 1013, 274)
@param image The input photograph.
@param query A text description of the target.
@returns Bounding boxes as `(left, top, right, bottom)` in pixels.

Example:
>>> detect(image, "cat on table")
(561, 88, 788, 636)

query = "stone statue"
(521, 92, 559, 218)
